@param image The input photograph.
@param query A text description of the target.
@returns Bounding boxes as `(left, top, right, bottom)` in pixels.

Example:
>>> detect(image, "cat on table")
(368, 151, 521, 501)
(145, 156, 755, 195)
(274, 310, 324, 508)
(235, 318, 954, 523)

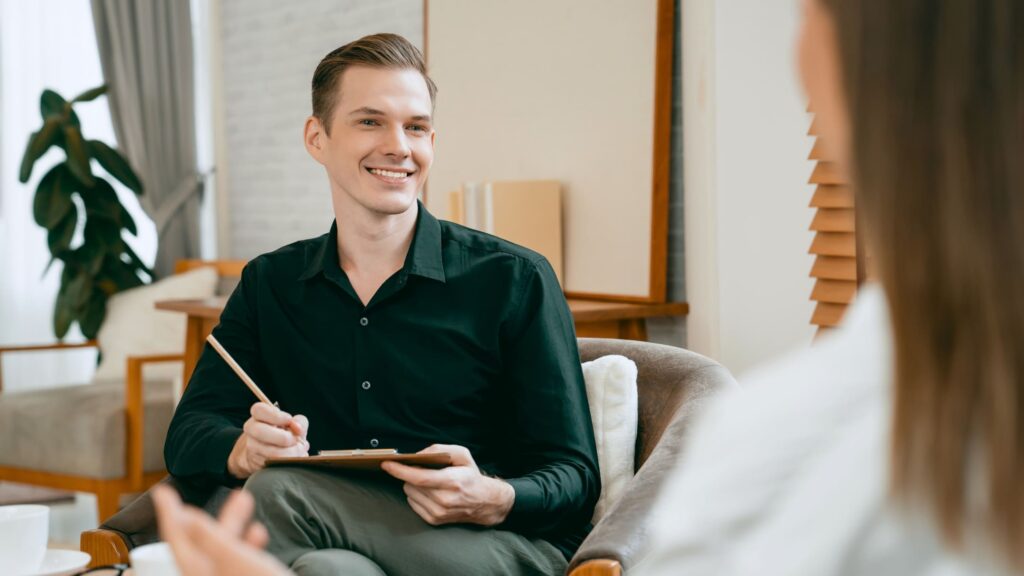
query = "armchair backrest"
(578, 338, 737, 472)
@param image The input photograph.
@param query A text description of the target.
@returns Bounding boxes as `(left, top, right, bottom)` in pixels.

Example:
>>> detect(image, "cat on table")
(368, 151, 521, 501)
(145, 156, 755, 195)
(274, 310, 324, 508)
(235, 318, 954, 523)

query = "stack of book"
(447, 180, 564, 285)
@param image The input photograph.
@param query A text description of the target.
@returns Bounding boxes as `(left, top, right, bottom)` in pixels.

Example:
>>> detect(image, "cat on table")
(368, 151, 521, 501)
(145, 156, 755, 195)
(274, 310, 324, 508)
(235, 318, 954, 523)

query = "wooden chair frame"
(0, 260, 245, 522)
(0, 343, 179, 520)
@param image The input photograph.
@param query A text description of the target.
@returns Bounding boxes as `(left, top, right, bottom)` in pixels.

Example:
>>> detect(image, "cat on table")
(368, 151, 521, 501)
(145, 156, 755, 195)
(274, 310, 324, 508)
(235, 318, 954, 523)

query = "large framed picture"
(424, 0, 673, 302)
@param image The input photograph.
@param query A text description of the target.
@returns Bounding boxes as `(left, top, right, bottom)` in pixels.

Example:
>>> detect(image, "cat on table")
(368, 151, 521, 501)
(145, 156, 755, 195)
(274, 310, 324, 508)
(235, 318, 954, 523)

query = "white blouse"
(635, 285, 1011, 576)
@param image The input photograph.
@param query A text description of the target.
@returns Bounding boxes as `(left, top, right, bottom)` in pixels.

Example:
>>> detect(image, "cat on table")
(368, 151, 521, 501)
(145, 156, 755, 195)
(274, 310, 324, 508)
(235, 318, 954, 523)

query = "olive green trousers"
(245, 466, 567, 576)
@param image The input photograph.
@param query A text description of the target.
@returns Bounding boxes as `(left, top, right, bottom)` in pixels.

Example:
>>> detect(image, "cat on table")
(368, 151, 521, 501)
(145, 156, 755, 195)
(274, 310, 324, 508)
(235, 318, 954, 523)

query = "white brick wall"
(216, 0, 687, 348)
(218, 0, 422, 258)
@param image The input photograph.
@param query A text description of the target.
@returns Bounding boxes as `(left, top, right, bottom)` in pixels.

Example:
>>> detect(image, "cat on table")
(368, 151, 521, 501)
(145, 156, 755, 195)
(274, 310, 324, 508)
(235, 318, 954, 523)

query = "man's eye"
(407, 124, 427, 132)
(360, 119, 379, 126)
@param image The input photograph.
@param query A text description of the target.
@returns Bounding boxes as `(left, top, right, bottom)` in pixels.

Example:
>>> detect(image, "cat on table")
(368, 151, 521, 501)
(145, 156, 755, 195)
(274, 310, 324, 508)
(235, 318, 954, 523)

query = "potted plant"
(18, 85, 151, 340)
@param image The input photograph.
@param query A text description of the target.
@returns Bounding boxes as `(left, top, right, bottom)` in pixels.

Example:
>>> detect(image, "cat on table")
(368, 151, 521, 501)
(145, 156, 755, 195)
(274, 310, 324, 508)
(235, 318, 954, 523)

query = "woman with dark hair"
(637, 0, 1023, 574)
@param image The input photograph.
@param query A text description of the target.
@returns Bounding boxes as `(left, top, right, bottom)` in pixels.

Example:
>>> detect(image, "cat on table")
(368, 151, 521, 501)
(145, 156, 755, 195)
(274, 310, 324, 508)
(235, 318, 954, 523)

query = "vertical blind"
(807, 118, 862, 331)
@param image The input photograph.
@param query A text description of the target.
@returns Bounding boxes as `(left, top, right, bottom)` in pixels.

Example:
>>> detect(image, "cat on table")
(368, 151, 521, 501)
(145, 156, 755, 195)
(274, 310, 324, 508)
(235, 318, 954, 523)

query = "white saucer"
(27, 549, 91, 576)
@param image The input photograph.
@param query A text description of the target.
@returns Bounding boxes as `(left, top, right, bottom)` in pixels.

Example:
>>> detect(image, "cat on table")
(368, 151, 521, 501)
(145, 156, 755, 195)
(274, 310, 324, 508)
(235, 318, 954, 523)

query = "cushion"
(582, 354, 639, 522)
(0, 379, 176, 478)
(92, 266, 218, 383)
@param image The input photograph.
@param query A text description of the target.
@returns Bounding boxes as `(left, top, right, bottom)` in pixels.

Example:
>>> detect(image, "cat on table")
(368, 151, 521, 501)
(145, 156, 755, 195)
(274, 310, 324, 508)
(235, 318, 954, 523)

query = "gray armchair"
(81, 338, 737, 575)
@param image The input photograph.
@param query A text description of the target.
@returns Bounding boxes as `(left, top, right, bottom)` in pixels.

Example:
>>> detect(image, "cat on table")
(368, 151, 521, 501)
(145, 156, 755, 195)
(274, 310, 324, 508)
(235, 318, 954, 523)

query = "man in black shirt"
(164, 33, 599, 576)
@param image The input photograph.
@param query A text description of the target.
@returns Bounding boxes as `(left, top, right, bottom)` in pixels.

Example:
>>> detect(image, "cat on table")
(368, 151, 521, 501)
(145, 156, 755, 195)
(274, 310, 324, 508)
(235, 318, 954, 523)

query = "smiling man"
(163, 34, 599, 576)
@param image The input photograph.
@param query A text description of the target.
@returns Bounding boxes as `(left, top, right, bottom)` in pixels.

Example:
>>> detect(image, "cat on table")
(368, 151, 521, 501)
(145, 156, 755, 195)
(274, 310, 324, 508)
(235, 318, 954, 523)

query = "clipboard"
(266, 451, 453, 471)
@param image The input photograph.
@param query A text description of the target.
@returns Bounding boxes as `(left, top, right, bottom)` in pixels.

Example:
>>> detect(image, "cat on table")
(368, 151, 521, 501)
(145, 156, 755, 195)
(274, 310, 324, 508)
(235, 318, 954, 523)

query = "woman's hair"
(821, 0, 1024, 568)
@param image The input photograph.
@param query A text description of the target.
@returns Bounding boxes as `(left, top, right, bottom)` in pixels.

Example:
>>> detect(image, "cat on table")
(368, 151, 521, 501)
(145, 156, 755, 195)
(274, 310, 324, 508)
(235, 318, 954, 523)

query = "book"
(448, 180, 563, 284)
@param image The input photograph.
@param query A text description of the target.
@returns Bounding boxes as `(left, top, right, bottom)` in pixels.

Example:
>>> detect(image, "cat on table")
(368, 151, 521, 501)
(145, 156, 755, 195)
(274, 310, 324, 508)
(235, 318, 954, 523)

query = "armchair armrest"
(570, 559, 623, 576)
(81, 475, 234, 568)
(125, 353, 184, 490)
(568, 411, 690, 575)
(0, 340, 97, 393)
(569, 364, 736, 575)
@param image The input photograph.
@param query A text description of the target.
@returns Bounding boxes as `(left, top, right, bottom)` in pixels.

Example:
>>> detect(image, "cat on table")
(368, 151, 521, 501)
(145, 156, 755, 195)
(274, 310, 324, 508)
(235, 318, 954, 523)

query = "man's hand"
(227, 402, 309, 479)
(153, 485, 290, 576)
(381, 444, 515, 527)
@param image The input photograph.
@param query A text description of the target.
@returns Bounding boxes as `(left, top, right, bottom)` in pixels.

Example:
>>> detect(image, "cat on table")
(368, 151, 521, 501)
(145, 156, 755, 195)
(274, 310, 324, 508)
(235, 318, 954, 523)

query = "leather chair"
(81, 338, 737, 575)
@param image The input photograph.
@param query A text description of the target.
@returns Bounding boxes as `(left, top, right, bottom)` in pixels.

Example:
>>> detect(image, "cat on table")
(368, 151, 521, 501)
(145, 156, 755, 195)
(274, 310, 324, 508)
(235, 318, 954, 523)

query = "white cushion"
(582, 354, 639, 522)
(91, 266, 219, 383)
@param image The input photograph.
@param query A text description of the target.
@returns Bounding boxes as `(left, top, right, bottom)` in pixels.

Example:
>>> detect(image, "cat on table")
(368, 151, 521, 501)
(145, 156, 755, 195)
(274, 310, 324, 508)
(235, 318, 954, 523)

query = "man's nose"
(381, 126, 411, 158)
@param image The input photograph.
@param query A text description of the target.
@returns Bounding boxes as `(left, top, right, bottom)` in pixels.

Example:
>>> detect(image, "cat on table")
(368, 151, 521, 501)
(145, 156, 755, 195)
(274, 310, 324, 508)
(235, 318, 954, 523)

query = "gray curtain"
(91, 0, 202, 278)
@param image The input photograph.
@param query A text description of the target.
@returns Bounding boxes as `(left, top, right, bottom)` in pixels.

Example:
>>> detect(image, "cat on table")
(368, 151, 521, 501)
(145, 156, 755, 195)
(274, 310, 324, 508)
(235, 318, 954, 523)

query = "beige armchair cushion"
(0, 379, 175, 478)
(582, 354, 639, 522)
(92, 267, 218, 383)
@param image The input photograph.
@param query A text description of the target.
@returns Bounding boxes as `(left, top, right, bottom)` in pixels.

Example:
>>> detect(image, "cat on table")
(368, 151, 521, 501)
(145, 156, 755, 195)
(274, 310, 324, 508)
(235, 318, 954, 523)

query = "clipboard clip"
(318, 448, 399, 457)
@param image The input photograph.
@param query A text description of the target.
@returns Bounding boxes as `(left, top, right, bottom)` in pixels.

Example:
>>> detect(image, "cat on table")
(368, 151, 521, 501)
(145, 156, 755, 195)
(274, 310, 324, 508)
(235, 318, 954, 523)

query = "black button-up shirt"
(164, 203, 600, 558)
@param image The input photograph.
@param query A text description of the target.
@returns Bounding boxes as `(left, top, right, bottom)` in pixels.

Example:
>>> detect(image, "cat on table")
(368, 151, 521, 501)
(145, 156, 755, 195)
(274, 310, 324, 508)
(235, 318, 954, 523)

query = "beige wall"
(426, 0, 659, 299)
(683, 0, 815, 374)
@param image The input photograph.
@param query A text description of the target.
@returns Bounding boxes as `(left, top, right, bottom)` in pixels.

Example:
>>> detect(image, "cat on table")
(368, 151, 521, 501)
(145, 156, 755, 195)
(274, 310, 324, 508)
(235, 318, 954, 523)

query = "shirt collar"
(297, 201, 446, 283)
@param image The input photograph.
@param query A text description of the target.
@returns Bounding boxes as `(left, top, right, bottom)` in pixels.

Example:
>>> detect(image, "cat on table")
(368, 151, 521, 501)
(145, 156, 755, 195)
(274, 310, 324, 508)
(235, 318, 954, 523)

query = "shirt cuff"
(501, 477, 544, 531)
(207, 426, 243, 481)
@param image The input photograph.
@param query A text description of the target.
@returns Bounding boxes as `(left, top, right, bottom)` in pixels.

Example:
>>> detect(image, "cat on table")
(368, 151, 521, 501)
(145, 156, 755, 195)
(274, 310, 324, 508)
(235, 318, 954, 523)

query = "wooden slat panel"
(808, 116, 819, 136)
(810, 208, 856, 232)
(809, 185, 854, 208)
(810, 255, 858, 281)
(809, 162, 843, 185)
(811, 301, 847, 326)
(809, 232, 857, 257)
(811, 279, 857, 304)
(808, 139, 829, 161)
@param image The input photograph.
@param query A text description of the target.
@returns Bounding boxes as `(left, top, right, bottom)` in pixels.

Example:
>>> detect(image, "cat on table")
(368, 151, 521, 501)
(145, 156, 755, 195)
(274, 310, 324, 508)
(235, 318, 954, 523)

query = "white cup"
(0, 504, 49, 574)
(130, 542, 181, 576)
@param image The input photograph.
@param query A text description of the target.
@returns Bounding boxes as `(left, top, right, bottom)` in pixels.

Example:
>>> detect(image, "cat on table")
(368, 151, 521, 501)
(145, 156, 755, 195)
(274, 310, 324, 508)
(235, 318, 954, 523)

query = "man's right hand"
(227, 402, 310, 479)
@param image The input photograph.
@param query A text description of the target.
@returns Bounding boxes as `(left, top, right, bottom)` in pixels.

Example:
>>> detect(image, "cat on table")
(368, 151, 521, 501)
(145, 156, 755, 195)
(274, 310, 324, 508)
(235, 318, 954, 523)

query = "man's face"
(306, 66, 435, 217)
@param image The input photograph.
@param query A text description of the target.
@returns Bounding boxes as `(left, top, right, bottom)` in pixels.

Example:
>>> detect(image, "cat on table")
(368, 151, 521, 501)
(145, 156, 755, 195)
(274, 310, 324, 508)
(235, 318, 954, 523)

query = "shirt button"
(361, 381, 371, 390)
(369, 438, 379, 448)
(359, 317, 369, 326)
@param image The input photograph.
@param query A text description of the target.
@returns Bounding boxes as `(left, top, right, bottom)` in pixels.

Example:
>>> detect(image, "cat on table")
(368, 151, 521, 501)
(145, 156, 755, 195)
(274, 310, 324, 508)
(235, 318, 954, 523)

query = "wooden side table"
(156, 297, 689, 384)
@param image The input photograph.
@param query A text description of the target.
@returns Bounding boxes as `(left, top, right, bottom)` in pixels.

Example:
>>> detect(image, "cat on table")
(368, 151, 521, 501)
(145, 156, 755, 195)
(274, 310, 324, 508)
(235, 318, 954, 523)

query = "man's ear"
(304, 116, 325, 164)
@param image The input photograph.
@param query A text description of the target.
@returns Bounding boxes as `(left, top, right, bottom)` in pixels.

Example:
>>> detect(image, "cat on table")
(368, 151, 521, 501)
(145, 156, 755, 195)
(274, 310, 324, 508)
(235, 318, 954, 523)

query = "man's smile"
(366, 166, 416, 183)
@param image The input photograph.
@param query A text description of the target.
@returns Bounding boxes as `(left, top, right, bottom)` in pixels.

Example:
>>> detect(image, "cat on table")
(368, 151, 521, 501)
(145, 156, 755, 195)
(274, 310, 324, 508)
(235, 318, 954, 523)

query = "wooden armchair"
(80, 338, 738, 575)
(0, 260, 243, 522)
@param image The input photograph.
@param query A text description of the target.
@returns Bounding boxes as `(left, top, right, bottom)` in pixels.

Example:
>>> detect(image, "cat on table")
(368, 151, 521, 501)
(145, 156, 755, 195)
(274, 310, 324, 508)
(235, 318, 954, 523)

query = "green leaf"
(79, 291, 107, 339)
(84, 215, 121, 251)
(75, 241, 104, 276)
(40, 89, 67, 119)
(86, 140, 143, 194)
(53, 288, 74, 339)
(64, 267, 93, 310)
(47, 206, 78, 256)
(80, 178, 121, 222)
(71, 85, 106, 104)
(19, 117, 63, 183)
(120, 204, 137, 235)
(62, 125, 94, 186)
(122, 242, 153, 278)
(42, 255, 58, 277)
(100, 255, 146, 292)
(33, 165, 74, 228)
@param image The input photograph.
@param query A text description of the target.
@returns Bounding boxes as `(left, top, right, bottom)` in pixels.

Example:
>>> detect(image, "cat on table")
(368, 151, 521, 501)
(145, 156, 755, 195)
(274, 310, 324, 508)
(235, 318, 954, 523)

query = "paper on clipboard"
(266, 450, 453, 471)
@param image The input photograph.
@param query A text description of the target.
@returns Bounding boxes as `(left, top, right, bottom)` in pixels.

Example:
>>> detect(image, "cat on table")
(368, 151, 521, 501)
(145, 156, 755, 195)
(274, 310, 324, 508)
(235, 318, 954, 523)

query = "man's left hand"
(381, 444, 515, 527)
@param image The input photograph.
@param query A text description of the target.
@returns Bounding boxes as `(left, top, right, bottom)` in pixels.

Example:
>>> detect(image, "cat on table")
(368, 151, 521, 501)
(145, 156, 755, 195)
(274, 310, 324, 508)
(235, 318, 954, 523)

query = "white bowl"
(0, 504, 49, 574)
(130, 542, 180, 576)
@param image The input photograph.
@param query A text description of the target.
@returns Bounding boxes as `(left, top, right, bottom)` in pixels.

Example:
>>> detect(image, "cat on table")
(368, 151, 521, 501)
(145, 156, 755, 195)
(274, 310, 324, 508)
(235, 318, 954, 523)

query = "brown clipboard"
(266, 452, 453, 471)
